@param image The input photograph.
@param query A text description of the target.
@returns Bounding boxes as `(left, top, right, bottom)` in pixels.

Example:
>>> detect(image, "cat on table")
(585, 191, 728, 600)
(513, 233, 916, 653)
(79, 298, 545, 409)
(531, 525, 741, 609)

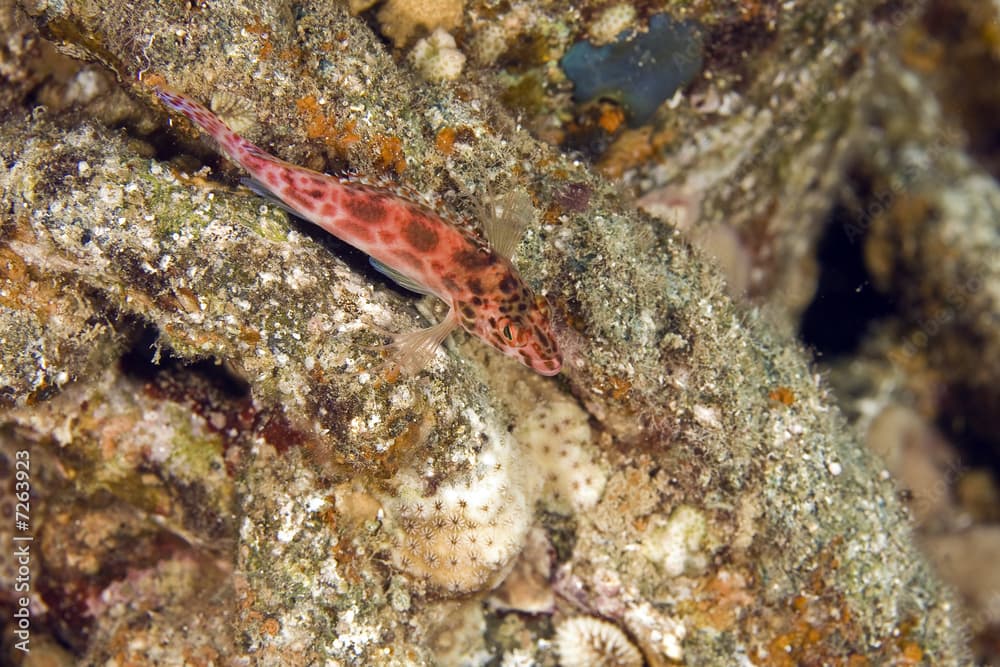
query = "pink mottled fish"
(154, 88, 561, 376)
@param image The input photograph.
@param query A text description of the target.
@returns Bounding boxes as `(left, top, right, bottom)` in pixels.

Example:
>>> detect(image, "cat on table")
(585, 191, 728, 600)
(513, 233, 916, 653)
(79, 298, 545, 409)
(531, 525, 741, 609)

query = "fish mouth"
(533, 359, 562, 376)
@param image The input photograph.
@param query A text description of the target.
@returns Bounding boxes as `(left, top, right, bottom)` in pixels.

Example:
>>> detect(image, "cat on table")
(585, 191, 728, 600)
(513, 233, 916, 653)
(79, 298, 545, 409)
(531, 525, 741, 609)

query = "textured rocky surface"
(0, 0, 989, 663)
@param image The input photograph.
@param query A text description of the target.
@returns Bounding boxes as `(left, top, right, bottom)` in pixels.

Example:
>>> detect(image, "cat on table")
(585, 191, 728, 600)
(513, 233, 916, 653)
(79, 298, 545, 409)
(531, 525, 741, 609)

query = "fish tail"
(154, 87, 276, 172)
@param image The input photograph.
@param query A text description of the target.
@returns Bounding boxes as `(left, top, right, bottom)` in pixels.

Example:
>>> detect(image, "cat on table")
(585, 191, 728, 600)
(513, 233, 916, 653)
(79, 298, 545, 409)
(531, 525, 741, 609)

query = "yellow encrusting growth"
(376, 0, 465, 47)
(588, 3, 638, 46)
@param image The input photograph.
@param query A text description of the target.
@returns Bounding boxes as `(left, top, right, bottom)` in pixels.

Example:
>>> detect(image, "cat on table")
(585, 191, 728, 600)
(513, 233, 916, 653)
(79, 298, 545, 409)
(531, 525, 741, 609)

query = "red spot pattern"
(154, 87, 562, 375)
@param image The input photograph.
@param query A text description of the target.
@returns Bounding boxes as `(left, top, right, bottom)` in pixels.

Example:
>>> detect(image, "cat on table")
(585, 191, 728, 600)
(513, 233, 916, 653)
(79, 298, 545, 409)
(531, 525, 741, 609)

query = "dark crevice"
(118, 322, 250, 398)
(798, 203, 896, 358)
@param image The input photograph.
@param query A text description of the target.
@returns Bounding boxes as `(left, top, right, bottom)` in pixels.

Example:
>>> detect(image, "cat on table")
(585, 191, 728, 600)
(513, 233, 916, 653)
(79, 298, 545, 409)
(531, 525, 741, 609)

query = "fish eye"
(497, 318, 527, 347)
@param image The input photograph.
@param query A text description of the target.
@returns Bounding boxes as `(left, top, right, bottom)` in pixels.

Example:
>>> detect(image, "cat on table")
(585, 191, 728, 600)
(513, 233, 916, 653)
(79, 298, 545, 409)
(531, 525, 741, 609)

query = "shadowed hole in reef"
(798, 203, 895, 359)
(119, 322, 250, 398)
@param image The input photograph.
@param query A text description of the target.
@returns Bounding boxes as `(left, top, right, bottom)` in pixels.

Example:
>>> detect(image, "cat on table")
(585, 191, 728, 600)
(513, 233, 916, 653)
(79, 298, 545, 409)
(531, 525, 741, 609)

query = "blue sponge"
(561, 14, 704, 126)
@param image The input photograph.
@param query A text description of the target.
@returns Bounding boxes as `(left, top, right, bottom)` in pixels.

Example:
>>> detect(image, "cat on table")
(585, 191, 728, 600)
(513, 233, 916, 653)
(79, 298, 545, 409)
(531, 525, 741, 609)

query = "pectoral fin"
(369, 258, 433, 295)
(385, 310, 459, 375)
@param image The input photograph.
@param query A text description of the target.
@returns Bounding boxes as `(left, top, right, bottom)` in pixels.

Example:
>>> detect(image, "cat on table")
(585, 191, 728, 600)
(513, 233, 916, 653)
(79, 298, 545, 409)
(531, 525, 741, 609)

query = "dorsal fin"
(480, 188, 535, 259)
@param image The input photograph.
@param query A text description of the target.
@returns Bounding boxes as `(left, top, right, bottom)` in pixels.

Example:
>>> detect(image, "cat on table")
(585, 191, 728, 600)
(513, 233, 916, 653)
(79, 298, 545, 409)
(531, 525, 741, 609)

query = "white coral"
(640, 505, 708, 577)
(380, 414, 535, 593)
(410, 29, 466, 83)
(554, 616, 642, 667)
(516, 397, 608, 514)
(500, 648, 537, 667)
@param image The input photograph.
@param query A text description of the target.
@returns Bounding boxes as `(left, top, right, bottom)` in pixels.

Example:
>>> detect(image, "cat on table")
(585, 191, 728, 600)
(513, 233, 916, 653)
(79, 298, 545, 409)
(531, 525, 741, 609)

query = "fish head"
(462, 281, 562, 376)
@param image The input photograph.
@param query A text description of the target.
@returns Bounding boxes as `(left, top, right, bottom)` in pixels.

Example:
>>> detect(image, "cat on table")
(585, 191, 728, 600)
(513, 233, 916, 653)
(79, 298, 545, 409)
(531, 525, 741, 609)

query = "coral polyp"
(554, 616, 643, 667)
(380, 427, 534, 593)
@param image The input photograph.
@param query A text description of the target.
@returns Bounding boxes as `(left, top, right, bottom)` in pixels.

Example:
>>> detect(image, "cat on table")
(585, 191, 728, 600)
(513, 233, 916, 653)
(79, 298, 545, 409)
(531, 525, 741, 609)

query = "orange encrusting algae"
(154, 88, 562, 376)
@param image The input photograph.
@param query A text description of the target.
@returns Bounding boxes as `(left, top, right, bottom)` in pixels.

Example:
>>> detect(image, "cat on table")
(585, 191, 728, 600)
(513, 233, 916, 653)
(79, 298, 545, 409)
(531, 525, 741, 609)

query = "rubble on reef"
(2, 0, 996, 664)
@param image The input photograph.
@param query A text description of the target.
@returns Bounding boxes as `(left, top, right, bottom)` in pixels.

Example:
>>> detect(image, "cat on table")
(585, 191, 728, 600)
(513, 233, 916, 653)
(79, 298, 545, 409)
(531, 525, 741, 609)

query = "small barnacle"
(554, 616, 643, 667)
(210, 91, 256, 135)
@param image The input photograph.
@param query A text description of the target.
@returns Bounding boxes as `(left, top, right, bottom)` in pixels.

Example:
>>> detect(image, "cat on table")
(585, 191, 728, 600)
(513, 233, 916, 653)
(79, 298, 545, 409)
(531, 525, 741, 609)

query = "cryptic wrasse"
(154, 88, 561, 376)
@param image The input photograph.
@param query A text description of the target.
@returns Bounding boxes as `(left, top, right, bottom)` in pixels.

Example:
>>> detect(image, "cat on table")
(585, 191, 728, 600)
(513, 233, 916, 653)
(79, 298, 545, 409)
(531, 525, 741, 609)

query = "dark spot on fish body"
(342, 221, 374, 243)
(498, 274, 518, 295)
(403, 216, 440, 251)
(467, 278, 485, 296)
(471, 296, 483, 306)
(378, 230, 398, 244)
(284, 188, 317, 212)
(459, 303, 476, 321)
(454, 249, 494, 271)
(395, 250, 424, 271)
(241, 154, 268, 172)
(346, 195, 388, 224)
(459, 312, 476, 329)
